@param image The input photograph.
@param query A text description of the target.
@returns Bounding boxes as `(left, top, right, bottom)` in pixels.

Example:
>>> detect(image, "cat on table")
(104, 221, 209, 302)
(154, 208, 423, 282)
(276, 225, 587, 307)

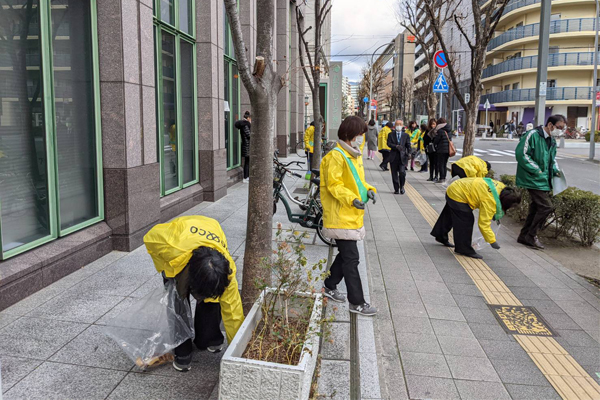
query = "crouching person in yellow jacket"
(430, 178, 521, 259)
(451, 155, 491, 178)
(144, 216, 244, 372)
(304, 122, 315, 178)
(377, 122, 393, 171)
(321, 116, 378, 316)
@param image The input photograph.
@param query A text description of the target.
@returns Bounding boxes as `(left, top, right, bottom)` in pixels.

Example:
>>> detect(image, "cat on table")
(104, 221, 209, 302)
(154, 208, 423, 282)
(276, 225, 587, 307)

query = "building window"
(0, 0, 103, 259)
(512, 83, 520, 90)
(504, 84, 511, 91)
(224, 6, 241, 169)
(154, 0, 198, 195)
(547, 79, 557, 88)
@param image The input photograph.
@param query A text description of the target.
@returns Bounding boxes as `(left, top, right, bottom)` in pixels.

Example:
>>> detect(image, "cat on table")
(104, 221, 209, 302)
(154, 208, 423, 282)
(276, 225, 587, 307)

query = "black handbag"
(426, 142, 436, 153)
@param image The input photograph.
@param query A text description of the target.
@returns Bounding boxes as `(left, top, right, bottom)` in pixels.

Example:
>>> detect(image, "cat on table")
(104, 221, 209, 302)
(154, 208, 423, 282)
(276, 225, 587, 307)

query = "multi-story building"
(0, 0, 305, 310)
(479, 0, 598, 129)
(413, 4, 434, 118)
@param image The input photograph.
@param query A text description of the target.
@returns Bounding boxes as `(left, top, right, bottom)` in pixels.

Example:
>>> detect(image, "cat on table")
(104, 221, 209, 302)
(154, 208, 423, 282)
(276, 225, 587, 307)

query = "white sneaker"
(243, 178, 249, 184)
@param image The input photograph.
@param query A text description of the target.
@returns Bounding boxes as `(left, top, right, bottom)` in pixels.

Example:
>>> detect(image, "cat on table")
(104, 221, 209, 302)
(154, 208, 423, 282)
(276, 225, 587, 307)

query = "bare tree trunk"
(311, 86, 322, 170)
(463, 105, 478, 155)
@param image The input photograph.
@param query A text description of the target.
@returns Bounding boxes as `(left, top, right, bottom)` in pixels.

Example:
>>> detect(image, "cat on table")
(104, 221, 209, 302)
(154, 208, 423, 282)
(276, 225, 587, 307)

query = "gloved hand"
(490, 242, 501, 250)
(495, 220, 501, 226)
(396, 145, 403, 151)
(352, 199, 365, 210)
(367, 190, 376, 204)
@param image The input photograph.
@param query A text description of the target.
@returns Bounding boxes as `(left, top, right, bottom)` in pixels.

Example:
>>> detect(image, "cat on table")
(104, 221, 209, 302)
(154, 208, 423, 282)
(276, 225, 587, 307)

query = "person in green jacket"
(515, 114, 565, 249)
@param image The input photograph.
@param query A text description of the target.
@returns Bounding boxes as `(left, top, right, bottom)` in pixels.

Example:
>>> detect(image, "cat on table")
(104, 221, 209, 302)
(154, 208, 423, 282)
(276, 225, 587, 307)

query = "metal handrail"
(483, 52, 598, 79)
(488, 18, 596, 51)
(480, 87, 593, 104)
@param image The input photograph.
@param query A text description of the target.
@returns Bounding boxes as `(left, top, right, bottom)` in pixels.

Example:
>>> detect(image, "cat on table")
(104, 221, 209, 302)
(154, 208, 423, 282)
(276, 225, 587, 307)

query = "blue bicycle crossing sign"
(433, 72, 449, 93)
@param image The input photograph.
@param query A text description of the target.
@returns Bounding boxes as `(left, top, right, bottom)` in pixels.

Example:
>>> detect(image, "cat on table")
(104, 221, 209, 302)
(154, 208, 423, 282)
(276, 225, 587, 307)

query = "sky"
(330, 0, 402, 83)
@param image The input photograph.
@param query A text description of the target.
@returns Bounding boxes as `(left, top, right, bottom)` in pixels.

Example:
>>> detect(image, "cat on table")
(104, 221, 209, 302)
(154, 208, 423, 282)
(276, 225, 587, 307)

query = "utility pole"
(534, 0, 552, 127)
(589, 0, 599, 160)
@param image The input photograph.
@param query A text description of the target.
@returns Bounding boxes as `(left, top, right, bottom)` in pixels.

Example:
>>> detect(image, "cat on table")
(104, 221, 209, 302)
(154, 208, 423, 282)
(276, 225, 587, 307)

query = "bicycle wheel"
(296, 141, 307, 158)
(316, 214, 336, 247)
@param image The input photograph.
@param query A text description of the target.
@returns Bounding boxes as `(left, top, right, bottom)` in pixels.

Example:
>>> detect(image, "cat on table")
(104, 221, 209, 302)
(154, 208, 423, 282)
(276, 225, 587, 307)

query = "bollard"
(559, 136, 565, 148)
(350, 312, 361, 400)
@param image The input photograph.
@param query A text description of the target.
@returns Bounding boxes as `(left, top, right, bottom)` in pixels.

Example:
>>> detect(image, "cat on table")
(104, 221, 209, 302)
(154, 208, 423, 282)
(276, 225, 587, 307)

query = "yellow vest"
(143, 216, 244, 342)
(454, 155, 489, 178)
(304, 126, 315, 153)
(378, 127, 391, 151)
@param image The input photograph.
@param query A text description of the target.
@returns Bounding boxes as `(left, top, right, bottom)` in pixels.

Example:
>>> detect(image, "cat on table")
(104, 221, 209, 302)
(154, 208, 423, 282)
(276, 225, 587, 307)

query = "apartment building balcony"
(488, 18, 596, 52)
(481, 0, 595, 22)
(482, 52, 598, 80)
(480, 86, 593, 105)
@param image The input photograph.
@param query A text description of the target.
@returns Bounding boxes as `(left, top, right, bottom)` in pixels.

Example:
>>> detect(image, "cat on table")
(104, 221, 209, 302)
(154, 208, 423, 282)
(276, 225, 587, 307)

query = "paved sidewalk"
(362, 156, 600, 400)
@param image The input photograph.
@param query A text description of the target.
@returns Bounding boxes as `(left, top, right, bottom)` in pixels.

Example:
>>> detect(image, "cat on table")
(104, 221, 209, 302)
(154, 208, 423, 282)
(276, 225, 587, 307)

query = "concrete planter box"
(219, 289, 323, 400)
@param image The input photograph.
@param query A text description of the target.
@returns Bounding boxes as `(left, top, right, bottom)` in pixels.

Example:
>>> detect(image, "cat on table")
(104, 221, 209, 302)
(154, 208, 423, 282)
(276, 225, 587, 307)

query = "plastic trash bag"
(102, 279, 194, 369)
(552, 173, 567, 196)
(414, 152, 427, 168)
(472, 220, 502, 251)
(443, 175, 460, 188)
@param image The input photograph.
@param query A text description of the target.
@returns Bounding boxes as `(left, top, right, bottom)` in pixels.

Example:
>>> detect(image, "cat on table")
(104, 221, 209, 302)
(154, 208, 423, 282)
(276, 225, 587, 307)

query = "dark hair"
(420, 124, 427, 132)
(338, 116, 367, 141)
(368, 119, 376, 126)
(244, 111, 251, 119)
(499, 187, 522, 213)
(310, 121, 315, 126)
(485, 161, 492, 171)
(437, 117, 447, 124)
(428, 118, 437, 130)
(408, 121, 417, 130)
(187, 247, 231, 300)
(385, 121, 394, 129)
(546, 114, 567, 127)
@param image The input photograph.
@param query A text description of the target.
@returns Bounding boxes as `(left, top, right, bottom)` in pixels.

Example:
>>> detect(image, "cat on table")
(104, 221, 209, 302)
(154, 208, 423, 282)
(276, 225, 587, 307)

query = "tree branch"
(295, 5, 315, 94)
(224, 0, 257, 93)
(454, 14, 475, 50)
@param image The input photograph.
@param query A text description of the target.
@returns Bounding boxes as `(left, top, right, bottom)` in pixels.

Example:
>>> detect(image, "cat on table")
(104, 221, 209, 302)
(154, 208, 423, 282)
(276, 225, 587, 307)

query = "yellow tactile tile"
(403, 181, 600, 400)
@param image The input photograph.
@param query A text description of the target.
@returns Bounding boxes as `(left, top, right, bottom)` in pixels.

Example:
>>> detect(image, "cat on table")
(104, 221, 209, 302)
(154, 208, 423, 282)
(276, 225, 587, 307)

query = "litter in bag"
(102, 279, 194, 369)
(414, 152, 427, 168)
(472, 220, 502, 251)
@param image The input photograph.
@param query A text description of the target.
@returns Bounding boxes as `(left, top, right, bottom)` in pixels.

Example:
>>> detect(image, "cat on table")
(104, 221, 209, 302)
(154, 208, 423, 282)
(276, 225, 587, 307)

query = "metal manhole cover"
(488, 305, 557, 337)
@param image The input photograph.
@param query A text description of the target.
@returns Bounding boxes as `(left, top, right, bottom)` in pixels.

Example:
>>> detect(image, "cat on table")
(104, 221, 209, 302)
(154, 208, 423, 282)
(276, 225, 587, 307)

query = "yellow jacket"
(408, 129, 423, 150)
(321, 143, 376, 230)
(143, 216, 244, 343)
(378, 126, 391, 151)
(304, 126, 315, 153)
(454, 156, 489, 178)
(447, 178, 505, 244)
(359, 133, 366, 153)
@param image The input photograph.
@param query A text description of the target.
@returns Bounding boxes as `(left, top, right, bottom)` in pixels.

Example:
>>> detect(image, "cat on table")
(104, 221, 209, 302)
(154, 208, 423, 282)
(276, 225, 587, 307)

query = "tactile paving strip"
(403, 181, 600, 399)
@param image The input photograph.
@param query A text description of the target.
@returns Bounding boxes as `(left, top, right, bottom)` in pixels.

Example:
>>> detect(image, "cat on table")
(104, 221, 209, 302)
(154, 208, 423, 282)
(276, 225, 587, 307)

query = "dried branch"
(224, 0, 257, 93)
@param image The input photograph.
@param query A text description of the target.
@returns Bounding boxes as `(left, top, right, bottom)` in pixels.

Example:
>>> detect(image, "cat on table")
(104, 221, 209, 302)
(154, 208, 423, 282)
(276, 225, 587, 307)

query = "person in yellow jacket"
(377, 121, 393, 171)
(143, 216, 244, 372)
(304, 122, 315, 178)
(430, 178, 521, 259)
(406, 121, 423, 171)
(321, 116, 378, 316)
(451, 155, 491, 179)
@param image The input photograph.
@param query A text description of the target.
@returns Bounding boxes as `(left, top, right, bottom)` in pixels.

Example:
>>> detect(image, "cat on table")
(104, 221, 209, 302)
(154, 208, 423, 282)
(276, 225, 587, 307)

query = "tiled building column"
(240, 0, 256, 117)
(276, 0, 290, 157)
(197, 0, 228, 201)
(97, 0, 161, 251)
(289, 6, 299, 151)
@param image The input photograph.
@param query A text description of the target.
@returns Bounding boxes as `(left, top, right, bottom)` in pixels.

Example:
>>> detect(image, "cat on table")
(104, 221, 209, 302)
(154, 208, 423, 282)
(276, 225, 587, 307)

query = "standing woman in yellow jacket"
(377, 121, 393, 171)
(406, 121, 422, 171)
(321, 116, 378, 316)
(304, 122, 315, 177)
(451, 155, 491, 178)
(430, 178, 521, 259)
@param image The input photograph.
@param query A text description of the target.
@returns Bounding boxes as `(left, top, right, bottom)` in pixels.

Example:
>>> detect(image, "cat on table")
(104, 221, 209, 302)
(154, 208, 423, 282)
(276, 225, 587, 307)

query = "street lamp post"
(368, 40, 395, 122)
(590, 0, 599, 160)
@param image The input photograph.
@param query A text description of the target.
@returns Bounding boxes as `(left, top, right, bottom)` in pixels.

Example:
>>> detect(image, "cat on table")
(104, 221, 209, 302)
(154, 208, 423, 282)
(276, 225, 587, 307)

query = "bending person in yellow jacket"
(451, 155, 491, 178)
(321, 116, 378, 316)
(144, 216, 244, 372)
(430, 178, 521, 259)
(304, 122, 315, 178)
(377, 121, 393, 171)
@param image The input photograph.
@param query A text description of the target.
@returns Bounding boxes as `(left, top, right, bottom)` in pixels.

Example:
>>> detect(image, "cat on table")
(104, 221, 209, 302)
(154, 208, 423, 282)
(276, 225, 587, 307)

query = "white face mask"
(395, 125, 402, 131)
(550, 125, 564, 136)
(352, 135, 364, 147)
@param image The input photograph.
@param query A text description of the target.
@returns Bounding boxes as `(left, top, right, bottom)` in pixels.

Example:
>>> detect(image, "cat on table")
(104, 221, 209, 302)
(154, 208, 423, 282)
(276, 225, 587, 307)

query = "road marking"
(403, 181, 600, 400)
(488, 149, 516, 157)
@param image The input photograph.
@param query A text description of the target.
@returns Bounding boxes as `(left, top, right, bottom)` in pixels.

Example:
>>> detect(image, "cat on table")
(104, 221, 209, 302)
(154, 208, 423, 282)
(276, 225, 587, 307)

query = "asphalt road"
(449, 137, 600, 194)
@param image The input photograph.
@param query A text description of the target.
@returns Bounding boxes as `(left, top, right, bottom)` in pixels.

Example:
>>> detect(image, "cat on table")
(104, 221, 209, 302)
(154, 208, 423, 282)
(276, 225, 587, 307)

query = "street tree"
(423, 0, 510, 155)
(223, 0, 286, 309)
(296, 0, 332, 169)
(401, 77, 415, 121)
(357, 61, 385, 120)
(397, 0, 454, 120)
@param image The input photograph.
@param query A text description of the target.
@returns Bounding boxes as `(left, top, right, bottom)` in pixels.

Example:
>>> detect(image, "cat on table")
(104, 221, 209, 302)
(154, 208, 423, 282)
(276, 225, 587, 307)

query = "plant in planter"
(219, 227, 330, 400)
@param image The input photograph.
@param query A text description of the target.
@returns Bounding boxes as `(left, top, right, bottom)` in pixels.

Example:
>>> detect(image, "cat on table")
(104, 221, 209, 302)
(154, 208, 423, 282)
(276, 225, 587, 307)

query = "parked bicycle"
(272, 155, 333, 246)
(295, 139, 337, 158)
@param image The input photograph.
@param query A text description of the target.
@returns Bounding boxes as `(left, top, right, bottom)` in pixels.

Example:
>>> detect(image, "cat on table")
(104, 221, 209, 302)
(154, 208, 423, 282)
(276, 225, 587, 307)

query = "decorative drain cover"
(488, 305, 557, 337)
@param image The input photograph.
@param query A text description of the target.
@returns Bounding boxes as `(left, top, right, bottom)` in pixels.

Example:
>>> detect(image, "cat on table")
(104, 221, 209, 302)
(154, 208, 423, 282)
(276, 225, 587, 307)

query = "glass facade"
(0, 0, 103, 259)
(224, 7, 240, 169)
(154, 0, 198, 195)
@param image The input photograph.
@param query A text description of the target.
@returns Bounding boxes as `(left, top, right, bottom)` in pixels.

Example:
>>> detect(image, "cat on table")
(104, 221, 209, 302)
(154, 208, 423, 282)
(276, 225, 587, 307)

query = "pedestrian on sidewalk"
(433, 117, 452, 183)
(378, 121, 393, 171)
(321, 116, 378, 316)
(304, 121, 315, 178)
(515, 114, 565, 250)
(424, 118, 438, 180)
(451, 155, 491, 179)
(144, 216, 244, 372)
(419, 123, 429, 173)
(235, 111, 251, 183)
(407, 121, 422, 171)
(387, 119, 411, 195)
(366, 119, 378, 160)
(430, 178, 522, 259)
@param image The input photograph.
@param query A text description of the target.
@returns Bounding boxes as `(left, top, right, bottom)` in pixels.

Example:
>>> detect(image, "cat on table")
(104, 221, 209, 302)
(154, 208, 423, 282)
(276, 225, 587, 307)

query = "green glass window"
(224, 7, 240, 169)
(0, 0, 103, 260)
(154, 0, 198, 195)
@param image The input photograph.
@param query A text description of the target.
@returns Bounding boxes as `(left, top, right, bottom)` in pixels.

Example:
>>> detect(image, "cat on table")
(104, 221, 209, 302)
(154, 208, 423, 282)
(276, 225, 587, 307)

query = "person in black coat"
(432, 117, 452, 183)
(424, 118, 438, 181)
(387, 120, 412, 194)
(234, 111, 251, 182)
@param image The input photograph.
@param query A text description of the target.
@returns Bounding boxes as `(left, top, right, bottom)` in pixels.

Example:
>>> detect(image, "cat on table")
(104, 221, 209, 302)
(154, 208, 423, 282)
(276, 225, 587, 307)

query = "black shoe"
(419, 170, 427, 173)
(435, 237, 455, 247)
(438, 179, 446, 183)
(427, 178, 433, 181)
(433, 178, 439, 183)
(394, 190, 399, 195)
(455, 251, 483, 259)
(385, 168, 390, 171)
(379, 165, 386, 171)
(410, 167, 414, 171)
(400, 188, 405, 194)
(518, 235, 543, 249)
(173, 355, 192, 372)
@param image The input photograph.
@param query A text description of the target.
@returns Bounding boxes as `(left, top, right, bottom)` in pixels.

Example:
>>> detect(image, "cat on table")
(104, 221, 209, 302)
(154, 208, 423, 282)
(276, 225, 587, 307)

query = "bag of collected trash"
(414, 152, 427, 168)
(443, 175, 460, 188)
(472, 220, 502, 251)
(102, 279, 194, 369)
(552, 172, 567, 196)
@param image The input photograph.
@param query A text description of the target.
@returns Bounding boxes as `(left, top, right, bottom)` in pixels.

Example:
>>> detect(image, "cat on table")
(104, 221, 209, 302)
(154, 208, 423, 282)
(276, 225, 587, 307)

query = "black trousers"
(390, 160, 406, 192)
(420, 155, 428, 172)
(243, 156, 250, 179)
(379, 150, 390, 170)
(437, 153, 450, 180)
(431, 195, 478, 256)
(520, 189, 553, 239)
(324, 239, 365, 305)
(428, 152, 437, 179)
(451, 164, 467, 178)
